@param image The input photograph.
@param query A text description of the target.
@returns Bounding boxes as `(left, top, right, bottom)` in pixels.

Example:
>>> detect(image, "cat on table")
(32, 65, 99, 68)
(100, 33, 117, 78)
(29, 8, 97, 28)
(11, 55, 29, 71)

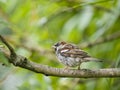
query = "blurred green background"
(0, 0, 120, 90)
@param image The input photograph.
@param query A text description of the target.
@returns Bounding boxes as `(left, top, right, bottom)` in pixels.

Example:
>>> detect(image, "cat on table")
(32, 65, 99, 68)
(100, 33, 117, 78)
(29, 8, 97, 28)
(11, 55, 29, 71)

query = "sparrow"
(53, 41, 102, 69)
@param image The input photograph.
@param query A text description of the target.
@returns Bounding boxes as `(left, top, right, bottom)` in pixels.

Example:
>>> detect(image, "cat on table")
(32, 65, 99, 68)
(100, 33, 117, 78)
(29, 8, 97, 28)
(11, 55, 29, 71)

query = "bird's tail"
(84, 57, 103, 62)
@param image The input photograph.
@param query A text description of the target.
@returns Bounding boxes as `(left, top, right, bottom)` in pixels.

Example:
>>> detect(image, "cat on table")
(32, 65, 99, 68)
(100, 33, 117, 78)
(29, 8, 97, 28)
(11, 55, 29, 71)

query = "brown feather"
(60, 47, 90, 58)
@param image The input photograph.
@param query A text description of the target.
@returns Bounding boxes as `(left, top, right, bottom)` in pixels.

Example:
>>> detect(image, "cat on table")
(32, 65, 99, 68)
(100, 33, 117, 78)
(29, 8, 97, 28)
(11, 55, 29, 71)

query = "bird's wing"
(61, 48, 90, 58)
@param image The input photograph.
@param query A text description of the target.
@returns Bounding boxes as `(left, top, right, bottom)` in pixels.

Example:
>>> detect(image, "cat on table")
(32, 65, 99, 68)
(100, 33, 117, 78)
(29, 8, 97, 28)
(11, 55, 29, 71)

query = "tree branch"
(80, 31, 120, 48)
(42, 0, 113, 27)
(0, 35, 120, 78)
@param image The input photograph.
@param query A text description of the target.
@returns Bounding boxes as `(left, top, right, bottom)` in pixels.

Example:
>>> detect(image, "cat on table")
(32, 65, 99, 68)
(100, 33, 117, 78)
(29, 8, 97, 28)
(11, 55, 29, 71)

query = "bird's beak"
(52, 45, 57, 51)
(52, 45, 56, 48)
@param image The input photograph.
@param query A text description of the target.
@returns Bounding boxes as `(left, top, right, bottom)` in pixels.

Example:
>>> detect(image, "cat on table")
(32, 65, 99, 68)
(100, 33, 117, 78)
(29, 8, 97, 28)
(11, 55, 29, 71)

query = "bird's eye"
(54, 43, 59, 47)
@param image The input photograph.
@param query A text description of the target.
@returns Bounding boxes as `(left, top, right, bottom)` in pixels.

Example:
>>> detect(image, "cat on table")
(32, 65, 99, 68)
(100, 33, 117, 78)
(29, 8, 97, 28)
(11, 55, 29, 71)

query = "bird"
(52, 41, 102, 69)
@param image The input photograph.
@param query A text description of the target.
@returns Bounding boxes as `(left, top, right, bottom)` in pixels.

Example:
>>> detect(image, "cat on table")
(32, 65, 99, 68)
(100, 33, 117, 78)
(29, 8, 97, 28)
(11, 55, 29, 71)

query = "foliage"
(0, 0, 120, 90)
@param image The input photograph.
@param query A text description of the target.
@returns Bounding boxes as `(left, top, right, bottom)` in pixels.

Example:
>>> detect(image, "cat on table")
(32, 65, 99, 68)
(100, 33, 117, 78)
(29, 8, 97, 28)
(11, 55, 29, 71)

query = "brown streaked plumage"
(53, 41, 102, 69)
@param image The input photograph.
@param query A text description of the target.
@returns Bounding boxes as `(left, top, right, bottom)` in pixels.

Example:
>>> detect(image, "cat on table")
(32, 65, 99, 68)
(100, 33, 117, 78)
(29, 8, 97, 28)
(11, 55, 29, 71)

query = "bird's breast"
(56, 53, 81, 67)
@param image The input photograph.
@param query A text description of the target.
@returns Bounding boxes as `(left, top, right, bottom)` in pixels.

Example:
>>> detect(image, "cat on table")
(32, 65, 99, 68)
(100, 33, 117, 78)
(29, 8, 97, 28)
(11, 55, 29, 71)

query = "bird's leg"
(64, 66, 69, 69)
(78, 66, 80, 70)
(78, 63, 81, 70)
